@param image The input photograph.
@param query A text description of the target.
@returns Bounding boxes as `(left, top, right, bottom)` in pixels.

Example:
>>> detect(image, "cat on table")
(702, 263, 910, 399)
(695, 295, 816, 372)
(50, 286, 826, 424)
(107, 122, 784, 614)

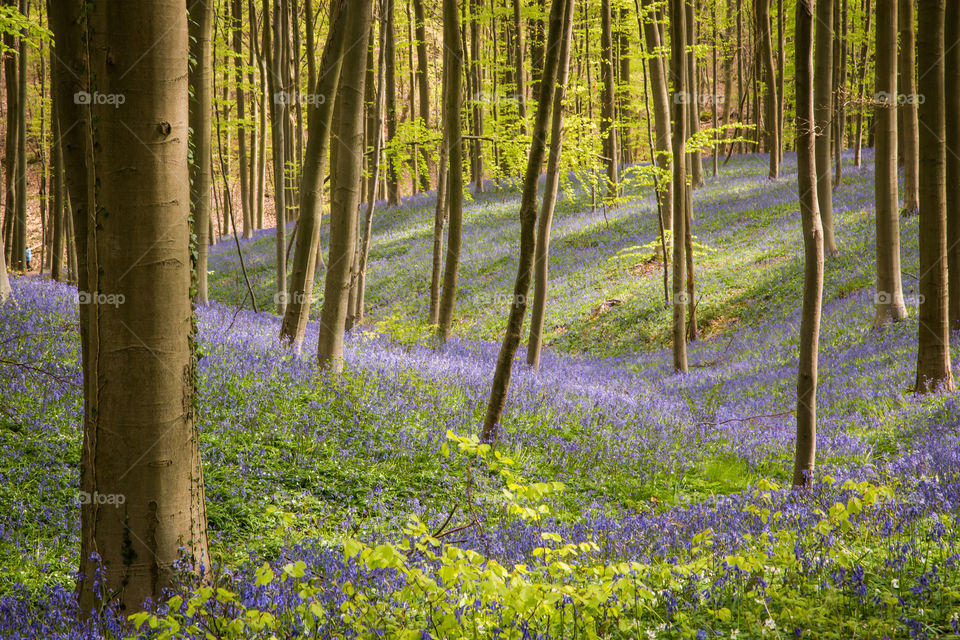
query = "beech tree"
(189, 0, 214, 304)
(756, 0, 778, 178)
(600, 0, 618, 199)
(945, 0, 960, 329)
(898, 0, 919, 216)
(670, 0, 689, 373)
(914, 0, 953, 392)
(640, 0, 673, 231)
(793, 0, 823, 488)
(814, 0, 837, 255)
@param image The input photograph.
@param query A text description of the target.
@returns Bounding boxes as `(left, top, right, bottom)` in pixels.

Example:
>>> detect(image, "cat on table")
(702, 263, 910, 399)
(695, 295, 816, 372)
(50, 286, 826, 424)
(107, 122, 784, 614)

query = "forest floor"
(3, 150, 960, 638)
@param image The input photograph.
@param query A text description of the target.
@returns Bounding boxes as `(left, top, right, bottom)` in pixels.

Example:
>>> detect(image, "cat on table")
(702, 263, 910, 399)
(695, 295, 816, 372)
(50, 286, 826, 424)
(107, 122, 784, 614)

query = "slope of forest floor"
(3, 151, 960, 638)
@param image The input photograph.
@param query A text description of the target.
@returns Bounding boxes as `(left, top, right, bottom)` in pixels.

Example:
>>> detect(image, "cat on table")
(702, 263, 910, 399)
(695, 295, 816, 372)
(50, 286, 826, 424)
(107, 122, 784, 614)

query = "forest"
(1, 0, 960, 637)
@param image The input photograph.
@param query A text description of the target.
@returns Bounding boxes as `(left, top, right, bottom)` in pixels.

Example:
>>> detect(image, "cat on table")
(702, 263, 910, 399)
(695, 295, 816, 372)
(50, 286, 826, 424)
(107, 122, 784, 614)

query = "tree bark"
(685, 0, 703, 188)
(853, 0, 871, 167)
(793, 0, 823, 488)
(600, 0, 618, 200)
(814, 0, 837, 254)
(279, 0, 347, 350)
(316, 0, 373, 372)
(874, 0, 907, 326)
(13, 0, 25, 272)
(384, 0, 400, 205)
(413, 0, 432, 190)
(190, 0, 214, 304)
(898, 0, 920, 215)
(481, 0, 571, 443)
(469, 0, 485, 193)
(233, 0, 253, 238)
(946, 0, 960, 329)
(756, 0, 778, 178)
(641, 0, 673, 231)
(512, 0, 528, 130)
(670, 0, 688, 373)
(915, 0, 954, 391)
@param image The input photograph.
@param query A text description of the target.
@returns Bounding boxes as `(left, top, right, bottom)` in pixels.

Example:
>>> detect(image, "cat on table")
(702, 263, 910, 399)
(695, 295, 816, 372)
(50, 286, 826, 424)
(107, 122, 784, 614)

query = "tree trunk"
(685, 0, 703, 189)
(2, 10, 16, 270)
(13, 0, 26, 272)
(793, 0, 823, 487)
(233, 0, 253, 238)
(512, 0, 528, 131)
(384, 0, 400, 205)
(898, 0, 920, 215)
(50, 95, 64, 282)
(428, 137, 449, 325)
(946, 0, 960, 329)
(469, 0, 485, 193)
(413, 0, 432, 190)
(600, 0, 618, 200)
(437, 0, 466, 342)
(641, 0, 673, 231)
(279, 0, 347, 350)
(74, 0, 210, 611)
(756, 0, 778, 178)
(254, 0, 268, 229)
(776, 0, 784, 161)
(670, 0, 688, 373)
(874, 0, 907, 326)
(814, 0, 837, 255)
(267, 0, 289, 314)
(316, 1, 373, 372)
(526, 0, 575, 370)
(853, 0, 871, 167)
(915, 0, 954, 392)
(480, 0, 571, 443)
(190, 0, 214, 304)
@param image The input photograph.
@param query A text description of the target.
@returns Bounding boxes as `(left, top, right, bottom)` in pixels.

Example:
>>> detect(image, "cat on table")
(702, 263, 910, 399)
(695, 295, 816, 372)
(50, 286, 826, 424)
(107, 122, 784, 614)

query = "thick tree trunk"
(898, 0, 920, 215)
(756, 0, 778, 178)
(437, 0, 466, 342)
(641, 0, 673, 231)
(190, 0, 214, 304)
(526, 0, 575, 370)
(946, 0, 960, 329)
(814, 0, 837, 254)
(793, 0, 823, 488)
(670, 0, 688, 372)
(600, 0, 618, 200)
(316, 1, 373, 371)
(279, 0, 347, 350)
(72, 0, 210, 611)
(481, 0, 571, 443)
(915, 0, 954, 392)
(874, 0, 907, 326)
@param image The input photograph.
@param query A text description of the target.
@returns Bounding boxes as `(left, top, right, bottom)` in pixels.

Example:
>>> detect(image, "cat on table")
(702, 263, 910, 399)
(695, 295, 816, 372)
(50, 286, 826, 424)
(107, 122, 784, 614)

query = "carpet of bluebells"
(2, 151, 960, 637)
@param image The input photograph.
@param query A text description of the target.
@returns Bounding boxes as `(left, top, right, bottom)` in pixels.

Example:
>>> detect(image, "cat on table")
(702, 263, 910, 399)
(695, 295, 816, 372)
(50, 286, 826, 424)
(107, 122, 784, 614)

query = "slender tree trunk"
(316, 1, 372, 371)
(915, 0, 954, 392)
(793, 0, 823, 488)
(853, 0, 871, 167)
(776, 0, 785, 161)
(279, 0, 347, 350)
(428, 137, 448, 324)
(190, 0, 214, 304)
(814, 0, 837, 254)
(641, 0, 673, 231)
(685, 0, 703, 189)
(2, 11, 16, 270)
(481, 0, 570, 443)
(384, 0, 399, 205)
(437, 0, 466, 342)
(670, 0, 688, 373)
(756, 0, 778, 178)
(529, 0, 545, 101)
(13, 0, 26, 272)
(712, 0, 718, 176)
(413, 0, 431, 190)
(600, 0, 618, 199)
(898, 0, 920, 215)
(268, 0, 289, 314)
(512, 0, 528, 131)
(73, 0, 210, 611)
(874, 0, 907, 326)
(469, 0, 485, 193)
(254, 0, 268, 229)
(526, 0, 575, 370)
(946, 0, 960, 329)
(233, 0, 253, 237)
(50, 94, 64, 282)
(833, 0, 847, 185)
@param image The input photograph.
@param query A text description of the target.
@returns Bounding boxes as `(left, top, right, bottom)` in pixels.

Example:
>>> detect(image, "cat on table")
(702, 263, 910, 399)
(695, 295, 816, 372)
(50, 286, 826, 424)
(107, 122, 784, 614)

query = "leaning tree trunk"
(792, 0, 823, 488)
(756, 0, 778, 178)
(915, 0, 954, 392)
(316, 0, 373, 372)
(436, 0, 466, 342)
(279, 0, 347, 351)
(670, 0, 689, 373)
(814, 0, 837, 255)
(946, 0, 960, 329)
(74, 0, 210, 612)
(898, 0, 920, 216)
(190, 0, 214, 304)
(600, 0, 618, 200)
(641, 0, 673, 232)
(526, 0, 575, 370)
(480, 0, 571, 443)
(874, 0, 907, 327)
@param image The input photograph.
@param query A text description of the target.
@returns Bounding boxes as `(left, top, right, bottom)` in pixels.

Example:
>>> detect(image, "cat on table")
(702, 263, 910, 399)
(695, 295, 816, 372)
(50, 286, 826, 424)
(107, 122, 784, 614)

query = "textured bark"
(946, 0, 960, 329)
(600, 0, 618, 199)
(73, 0, 209, 611)
(874, 0, 907, 326)
(898, 0, 920, 215)
(481, 0, 570, 443)
(279, 0, 347, 350)
(756, 0, 778, 178)
(641, 0, 673, 231)
(670, 0, 688, 373)
(189, 0, 214, 303)
(436, 0, 465, 342)
(526, 0, 575, 370)
(316, 1, 373, 372)
(814, 0, 837, 254)
(915, 0, 954, 392)
(793, 0, 823, 488)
